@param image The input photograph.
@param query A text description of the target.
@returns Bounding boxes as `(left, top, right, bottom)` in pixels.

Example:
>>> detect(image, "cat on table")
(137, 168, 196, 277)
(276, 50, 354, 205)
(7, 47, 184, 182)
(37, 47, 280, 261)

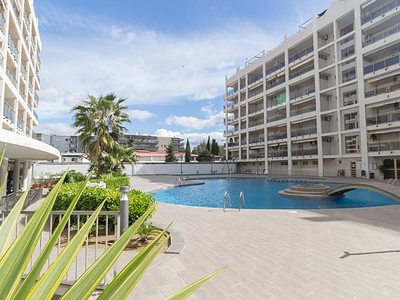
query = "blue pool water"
(153, 178, 399, 209)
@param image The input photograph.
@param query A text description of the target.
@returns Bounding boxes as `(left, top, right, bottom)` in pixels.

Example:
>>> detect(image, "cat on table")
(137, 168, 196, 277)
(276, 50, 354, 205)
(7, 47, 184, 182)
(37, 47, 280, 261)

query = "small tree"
(196, 150, 212, 162)
(185, 139, 191, 162)
(206, 136, 211, 152)
(165, 143, 178, 162)
(211, 139, 219, 156)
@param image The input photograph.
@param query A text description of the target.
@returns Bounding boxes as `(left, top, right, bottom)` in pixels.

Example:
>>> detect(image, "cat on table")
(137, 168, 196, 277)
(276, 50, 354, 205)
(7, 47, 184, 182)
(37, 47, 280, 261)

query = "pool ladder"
(223, 191, 245, 212)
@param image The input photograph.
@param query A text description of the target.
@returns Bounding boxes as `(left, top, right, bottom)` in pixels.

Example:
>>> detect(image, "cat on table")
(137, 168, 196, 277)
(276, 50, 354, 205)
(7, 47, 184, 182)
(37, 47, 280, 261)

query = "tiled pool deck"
(128, 175, 400, 299)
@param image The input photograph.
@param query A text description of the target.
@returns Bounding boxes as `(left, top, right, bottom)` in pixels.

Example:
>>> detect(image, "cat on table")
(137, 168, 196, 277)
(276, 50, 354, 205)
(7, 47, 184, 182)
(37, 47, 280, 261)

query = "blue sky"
(34, 0, 332, 146)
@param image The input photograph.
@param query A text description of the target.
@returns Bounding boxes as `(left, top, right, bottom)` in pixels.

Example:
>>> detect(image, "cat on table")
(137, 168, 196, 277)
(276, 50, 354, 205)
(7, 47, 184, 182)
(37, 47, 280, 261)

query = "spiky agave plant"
(0, 147, 225, 299)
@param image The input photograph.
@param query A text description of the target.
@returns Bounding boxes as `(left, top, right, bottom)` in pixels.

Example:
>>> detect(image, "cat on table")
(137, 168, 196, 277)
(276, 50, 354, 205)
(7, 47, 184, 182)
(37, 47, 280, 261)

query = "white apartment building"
(0, 0, 59, 194)
(224, 0, 400, 179)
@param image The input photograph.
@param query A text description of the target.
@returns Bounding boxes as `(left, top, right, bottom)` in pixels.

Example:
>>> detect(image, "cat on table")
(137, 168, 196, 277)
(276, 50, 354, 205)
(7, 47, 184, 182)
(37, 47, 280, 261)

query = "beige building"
(0, 0, 59, 194)
(224, 0, 400, 179)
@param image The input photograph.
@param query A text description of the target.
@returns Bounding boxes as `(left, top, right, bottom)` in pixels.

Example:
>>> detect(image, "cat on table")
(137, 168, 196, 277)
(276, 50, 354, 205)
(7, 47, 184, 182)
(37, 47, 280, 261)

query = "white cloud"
(154, 129, 224, 146)
(165, 110, 224, 130)
(188, 87, 221, 101)
(34, 123, 76, 135)
(129, 109, 156, 121)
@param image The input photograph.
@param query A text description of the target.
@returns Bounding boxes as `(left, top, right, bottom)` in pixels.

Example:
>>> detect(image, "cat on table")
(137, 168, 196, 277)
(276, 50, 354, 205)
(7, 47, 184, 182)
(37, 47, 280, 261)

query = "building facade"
(0, 0, 59, 194)
(224, 0, 400, 179)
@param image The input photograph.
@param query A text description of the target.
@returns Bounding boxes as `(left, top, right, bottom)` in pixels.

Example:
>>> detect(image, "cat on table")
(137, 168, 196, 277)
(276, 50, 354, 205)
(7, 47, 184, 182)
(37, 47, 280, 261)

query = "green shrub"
(54, 176, 156, 226)
(64, 170, 86, 183)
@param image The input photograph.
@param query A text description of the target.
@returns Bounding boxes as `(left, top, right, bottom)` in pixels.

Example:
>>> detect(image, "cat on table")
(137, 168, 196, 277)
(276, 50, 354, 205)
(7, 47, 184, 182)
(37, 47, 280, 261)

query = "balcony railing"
(267, 132, 287, 141)
(249, 154, 265, 159)
(291, 127, 317, 137)
(361, 0, 400, 25)
(289, 86, 315, 100)
(366, 110, 400, 125)
(292, 148, 318, 156)
(227, 142, 239, 147)
(3, 103, 15, 121)
(364, 52, 400, 74)
(290, 105, 316, 117)
(248, 88, 263, 99)
(288, 46, 314, 64)
(34, 92, 39, 104)
(268, 150, 288, 158)
(289, 65, 314, 80)
(267, 77, 285, 89)
(365, 81, 400, 98)
(248, 119, 264, 128)
(266, 61, 285, 76)
(248, 105, 264, 115)
(267, 114, 286, 123)
(368, 140, 400, 152)
(249, 137, 265, 144)
(8, 35, 19, 61)
(363, 23, 400, 47)
(227, 88, 238, 97)
(6, 68, 17, 87)
(17, 116, 24, 130)
(248, 73, 263, 86)
(0, 13, 5, 33)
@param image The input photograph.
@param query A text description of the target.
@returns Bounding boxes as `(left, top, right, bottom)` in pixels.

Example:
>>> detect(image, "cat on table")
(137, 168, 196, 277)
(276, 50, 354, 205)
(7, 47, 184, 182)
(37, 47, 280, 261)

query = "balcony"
(267, 77, 285, 89)
(248, 105, 264, 115)
(368, 139, 400, 152)
(288, 46, 314, 64)
(366, 110, 400, 125)
(248, 88, 263, 99)
(266, 61, 285, 77)
(363, 23, 400, 47)
(291, 148, 318, 156)
(0, 13, 5, 34)
(361, 0, 400, 25)
(227, 88, 238, 97)
(248, 119, 264, 128)
(227, 142, 239, 147)
(267, 114, 286, 123)
(249, 137, 265, 144)
(289, 65, 314, 80)
(289, 86, 315, 101)
(364, 52, 400, 75)
(249, 153, 265, 159)
(8, 35, 19, 61)
(268, 150, 288, 158)
(365, 81, 400, 98)
(248, 73, 263, 86)
(3, 103, 15, 121)
(291, 127, 317, 138)
(267, 132, 287, 141)
(290, 105, 316, 117)
(6, 68, 17, 87)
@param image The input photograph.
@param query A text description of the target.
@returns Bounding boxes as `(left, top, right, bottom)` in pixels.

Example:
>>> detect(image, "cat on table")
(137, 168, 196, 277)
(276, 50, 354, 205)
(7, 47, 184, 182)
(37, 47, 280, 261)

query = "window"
(303, 161, 308, 165)
(313, 161, 318, 165)
(293, 161, 298, 165)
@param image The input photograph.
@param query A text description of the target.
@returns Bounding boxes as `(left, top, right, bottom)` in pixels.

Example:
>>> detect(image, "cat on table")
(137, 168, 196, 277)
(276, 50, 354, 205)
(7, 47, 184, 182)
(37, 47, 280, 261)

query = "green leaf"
(60, 203, 157, 299)
(13, 173, 92, 299)
(166, 267, 227, 300)
(0, 171, 65, 299)
(26, 200, 106, 300)
(97, 231, 170, 300)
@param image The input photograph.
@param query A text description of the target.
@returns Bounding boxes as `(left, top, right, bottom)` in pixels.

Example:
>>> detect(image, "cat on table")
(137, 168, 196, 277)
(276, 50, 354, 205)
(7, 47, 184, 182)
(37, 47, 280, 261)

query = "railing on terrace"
(267, 114, 286, 123)
(288, 46, 314, 64)
(33, 110, 38, 120)
(249, 154, 265, 159)
(364, 52, 400, 74)
(26, 125, 31, 136)
(289, 65, 314, 80)
(3, 103, 15, 121)
(363, 23, 400, 47)
(291, 127, 317, 137)
(368, 140, 400, 152)
(0, 13, 5, 33)
(290, 105, 316, 117)
(268, 150, 288, 158)
(248, 73, 263, 86)
(34, 91, 39, 103)
(6, 68, 17, 87)
(267, 132, 287, 141)
(366, 110, 400, 125)
(341, 45, 355, 59)
(248, 119, 264, 128)
(249, 137, 265, 144)
(292, 148, 318, 156)
(344, 94, 358, 106)
(267, 77, 285, 89)
(365, 81, 400, 98)
(266, 62, 285, 76)
(241, 140, 247, 145)
(248, 105, 264, 114)
(361, 0, 400, 25)
(227, 88, 238, 97)
(8, 35, 19, 60)
(0, 210, 120, 285)
(289, 86, 315, 100)
(248, 88, 263, 99)
(17, 116, 24, 130)
(0, 51, 4, 66)
(227, 142, 239, 147)
(340, 34, 354, 45)
(0, 189, 40, 212)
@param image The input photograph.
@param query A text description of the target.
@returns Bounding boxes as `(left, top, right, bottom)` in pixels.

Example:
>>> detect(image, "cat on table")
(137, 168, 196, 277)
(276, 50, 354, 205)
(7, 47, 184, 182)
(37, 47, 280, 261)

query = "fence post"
(119, 186, 130, 233)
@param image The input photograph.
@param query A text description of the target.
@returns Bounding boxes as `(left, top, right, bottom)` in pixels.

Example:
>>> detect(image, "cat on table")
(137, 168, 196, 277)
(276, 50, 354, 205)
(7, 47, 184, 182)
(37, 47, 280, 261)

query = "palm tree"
(71, 93, 130, 176)
(100, 145, 137, 174)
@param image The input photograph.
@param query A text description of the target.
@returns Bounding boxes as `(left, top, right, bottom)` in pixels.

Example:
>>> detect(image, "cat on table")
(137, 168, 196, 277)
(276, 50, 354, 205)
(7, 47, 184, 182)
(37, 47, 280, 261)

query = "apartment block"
(224, 0, 400, 179)
(0, 0, 59, 194)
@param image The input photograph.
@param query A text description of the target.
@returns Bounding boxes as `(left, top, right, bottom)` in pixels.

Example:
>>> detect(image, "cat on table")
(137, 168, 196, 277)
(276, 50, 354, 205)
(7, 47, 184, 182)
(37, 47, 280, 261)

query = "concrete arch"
(326, 184, 400, 203)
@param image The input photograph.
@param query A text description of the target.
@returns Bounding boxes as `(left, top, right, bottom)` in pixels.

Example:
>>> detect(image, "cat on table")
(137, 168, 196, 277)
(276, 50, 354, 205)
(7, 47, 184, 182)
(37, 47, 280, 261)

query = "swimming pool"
(153, 178, 399, 209)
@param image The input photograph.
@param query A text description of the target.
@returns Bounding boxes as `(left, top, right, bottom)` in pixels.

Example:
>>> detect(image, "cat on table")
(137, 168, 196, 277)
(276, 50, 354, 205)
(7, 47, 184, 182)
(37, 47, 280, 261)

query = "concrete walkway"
(128, 175, 400, 299)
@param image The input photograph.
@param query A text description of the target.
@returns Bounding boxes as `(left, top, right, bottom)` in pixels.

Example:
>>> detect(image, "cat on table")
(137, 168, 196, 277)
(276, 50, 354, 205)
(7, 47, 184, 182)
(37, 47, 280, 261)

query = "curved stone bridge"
(326, 183, 400, 203)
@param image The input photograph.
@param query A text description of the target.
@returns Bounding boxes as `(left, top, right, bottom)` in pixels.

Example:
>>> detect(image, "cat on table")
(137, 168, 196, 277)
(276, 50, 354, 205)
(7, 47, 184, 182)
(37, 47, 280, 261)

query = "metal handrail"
(239, 192, 245, 211)
(223, 191, 232, 212)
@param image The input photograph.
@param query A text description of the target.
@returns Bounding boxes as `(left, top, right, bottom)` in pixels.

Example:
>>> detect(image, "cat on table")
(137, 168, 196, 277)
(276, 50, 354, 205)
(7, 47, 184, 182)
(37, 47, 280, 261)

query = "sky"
(34, 0, 333, 146)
